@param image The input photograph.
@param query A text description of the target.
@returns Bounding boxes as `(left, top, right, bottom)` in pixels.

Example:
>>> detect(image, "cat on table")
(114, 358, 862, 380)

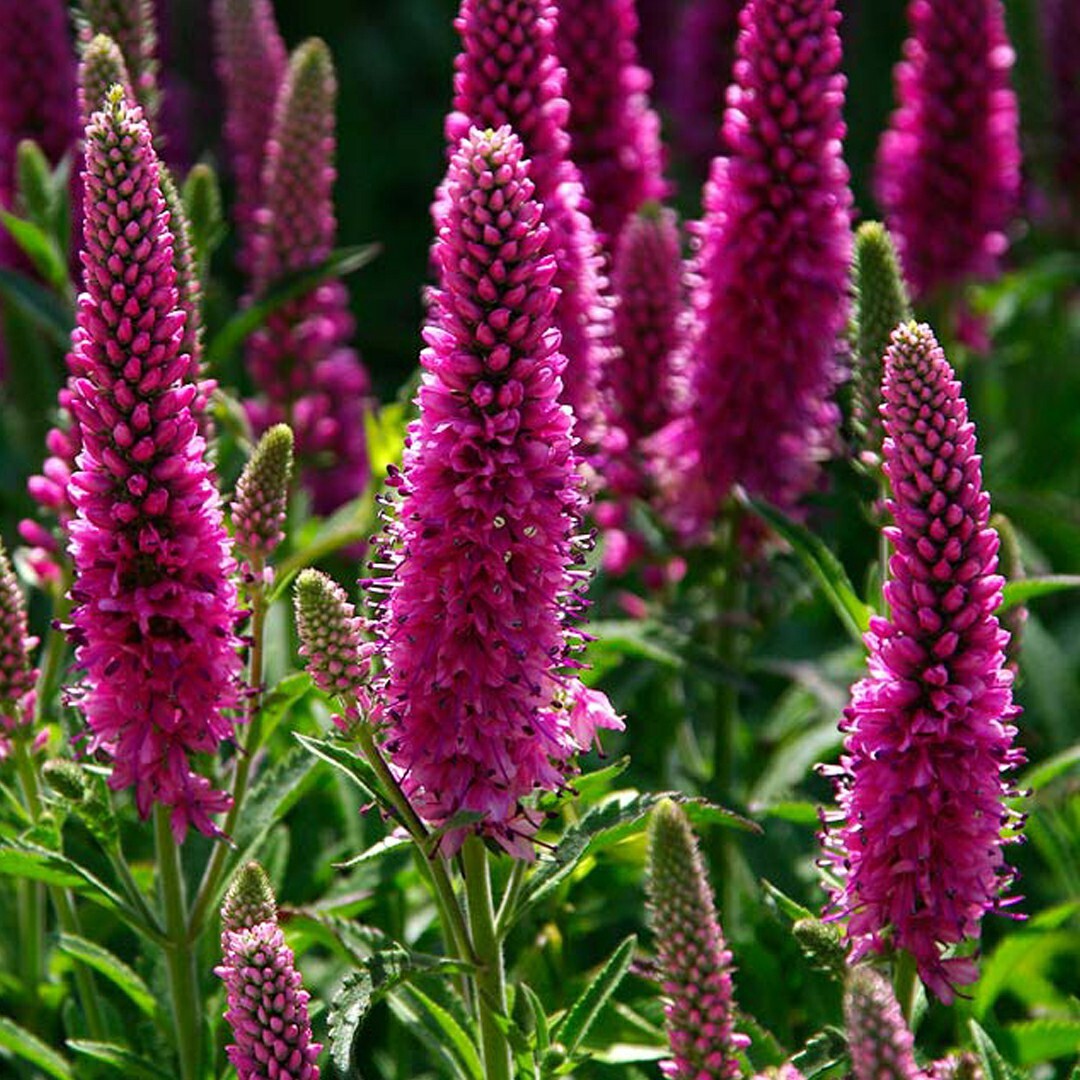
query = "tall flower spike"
(79, 0, 159, 119)
(0, 538, 39, 757)
(216, 866, 322, 1080)
(851, 221, 911, 468)
(874, 0, 1020, 301)
(446, 0, 611, 444)
(233, 424, 294, 561)
(823, 321, 1024, 1002)
(377, 126, 622, 859)
(212, 0, 287, 273)
(655, 0, 853, 544)
(646, 800, 749, 1080)
(1042, 0, 1080, 226)
(245, 38, 371, 516)
(844, 967, 922, 1080)
(554, 0, 669, 248)
(79, 32, 134, 126)
(66, 88, 243, 843)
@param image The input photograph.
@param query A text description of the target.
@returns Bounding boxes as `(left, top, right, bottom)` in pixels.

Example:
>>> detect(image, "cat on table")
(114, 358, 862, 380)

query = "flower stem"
(462, 837, 512, 1080)
(893, 949, 918, 1024)
(154, 808, 202, 1080)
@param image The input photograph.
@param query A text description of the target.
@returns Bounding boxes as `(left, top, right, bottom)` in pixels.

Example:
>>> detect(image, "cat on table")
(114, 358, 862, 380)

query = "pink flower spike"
(655, 0, 853, 544)
(66, 88, 243, 843)
(445, 0, 611, 446)
(80, 0, 160, 119)
(823, 321, 1024, 1002)
(554, 0, 669, 247)
(0, 538, 39, 757)
(212, 0, 287, 273)
(875, 0, 1020, 300)
(376, 126, 601, 859)
(244, 38, 371, 517)
(844, 967, 923, 1080)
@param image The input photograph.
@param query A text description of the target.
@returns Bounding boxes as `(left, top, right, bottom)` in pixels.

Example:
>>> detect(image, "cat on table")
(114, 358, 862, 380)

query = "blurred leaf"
(760, 879, 816, 923)
(66, 1041, 171, 1079)
(974, 931, 1080, 1020)
(790, 1026, 847, 1080)
(0, 267, 72, 346)
(741, 496, 873, 643)
(1022, 744, 1080, 793)
(1001, 1019, 1080, 1065)
(552, 934, 636, 1057)
(257, 672, 315, 747)
(1000, 575, 1080, 611)
(57, 933, 157, 1018)
(205, 243, 381, 366)
(366, 400, 407, 481)
(969, 1020, 1024, 1080)
(392, 985, 484, 1080)
(589, 1044, 667, 1065)
(0, 210, 68, 291)
(756, 801, 821, 827)
(0, 1016, 73, 1079)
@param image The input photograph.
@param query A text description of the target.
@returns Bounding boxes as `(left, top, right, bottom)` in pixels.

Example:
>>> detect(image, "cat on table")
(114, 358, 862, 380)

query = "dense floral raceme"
(376, 125, 622, 858)
(212, 0, 287, 272)
(65, 89, 243, 842)
(79, 0, 160, 119)
(823, 321, 1024, 1003)
(79, 32, 134, 127)
(647, 800, 749, 1080)
(216, 865, 321, 1080)
(844, 967, 922, 1080)
(654, 0, 853, 544)
(244, 38, 371, 517)
(445, 0, 610, 444)
(232, 424, 294, 561)
(875, 0, 1020, 300)
(554, 0, 668, 248)
(0, 539, 39, 756)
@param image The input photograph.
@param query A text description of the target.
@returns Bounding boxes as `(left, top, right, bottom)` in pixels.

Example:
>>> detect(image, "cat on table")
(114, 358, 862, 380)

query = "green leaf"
(969, 1020, 1024, 1080)
(790, 1027, 847, 1080)
(0, 267, 72, 346)
(257, 672, 315, 746)
(0, 210, 68, 290)
(567, 757, 631, 803)
(760, 879, 816, 923)
(365, 400, 407, 480)
(553, 934, 636, 1056)
(1000, 575, 1080, 611)
(741, 495, 873, 643)
(57, 933, 157, 1018)
(755, 800, 821, 826)
(1002, 1019, 1080, 1065)
(205, 243, 381, 365)
(519, 982, 551, 1053)
(0, 845, 84, 888)
(1022, 744, 1080, 792)
(327, 971, 372, 1078)
(66, 1041, 173, 1079)
(0, 1016, 73, 1079)
(334, 833, 412, 870)
(399, 984, 484, 1080)
(583, 620, 687, 670)
(589, 1044, 668, 1065)
(293, 732, 388, 812)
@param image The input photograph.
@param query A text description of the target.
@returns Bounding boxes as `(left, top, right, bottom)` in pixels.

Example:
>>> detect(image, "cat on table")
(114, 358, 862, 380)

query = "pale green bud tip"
(42, 759, 89, 803)
(221, 861, 277, 931)
(292, 36, 334, 90)
(182, 163, 223, 247)
(233, 425, 294, 558)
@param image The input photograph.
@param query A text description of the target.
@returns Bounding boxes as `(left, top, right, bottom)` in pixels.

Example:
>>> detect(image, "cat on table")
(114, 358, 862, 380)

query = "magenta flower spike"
(554, 0, 668, 247)
(445, 0, 610, 443)
(823, 322, 1024, 1002)
(874, 0, 1020, 301)
(232, 424, 294, 562)
(646, 800, 749, 1080)
(1043, 0, 1080, 221)
(845, 967, 923, 1080)
(0, 539, 39, 757)
(376, 126, 622, 858)
(245, 38, 371, 517)
(212, 0, 287, 273)
(79, 0, 160, 119)
(216, 864, 322, 1080)
(66, 89, 243, 843)
(655, 0, 853, 543)
(668, 0, 743, 173)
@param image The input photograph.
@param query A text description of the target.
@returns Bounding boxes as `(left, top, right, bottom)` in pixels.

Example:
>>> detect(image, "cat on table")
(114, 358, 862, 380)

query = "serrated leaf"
(969, 1020, 1024, 1080)
(401, 984, 484, 1080)
(1002, 1019, 1080, 1065)
(0, 267, 72, 346)
(206, 243, 380, 365)
(293, 733, 388, 813)
(519, 982, 551, 1052)
(328, 971, 373, 1078)
(0, 1016, 73, 1079)
(334, 833, 412, 870)
(760, 879, 816, 923)
(1000, 575, 1080, 611)
(388, 988, 477, 1080)
(741, 495, 873, 643)
(57, 934, 156, 1018)
(553, 935, 636, 1056)
(66, 1040, 172, 1078)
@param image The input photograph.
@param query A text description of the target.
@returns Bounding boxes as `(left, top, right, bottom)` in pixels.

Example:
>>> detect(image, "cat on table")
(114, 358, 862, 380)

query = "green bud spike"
(79, 32, 133, 125)
(181, 163, 225, 272)
(221, 861, 277, 932)
(42, 759, 89, 803)
(294, 568, 368, 706)
(792, 917, 847, 977)
(15, 140, 54, 227)
(233, 424, 294, 559)
(79, 0, 160, 119)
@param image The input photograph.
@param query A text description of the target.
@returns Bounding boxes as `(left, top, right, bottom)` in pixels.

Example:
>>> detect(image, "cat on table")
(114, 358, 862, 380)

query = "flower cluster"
(844, 967, 922, 1080)
(655, 0, 852, 543)
(79, 0, 160, 119)
(232, 424, 294, 561)
(375, 125, 621, 858)
(875, 0, 1020, 300)
(66, 89, 242, 842)
(647, 800, 749, 1080)
(823, 321, 1023, 1001)
(244, 38, 371, 516)
(0, 539, 38, 756)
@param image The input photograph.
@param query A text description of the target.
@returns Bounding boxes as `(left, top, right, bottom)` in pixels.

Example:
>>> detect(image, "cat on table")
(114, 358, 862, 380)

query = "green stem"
(13, 737, 107, 1039)
(462, 838, 511, 1080)
(34, 582, 71, 727)
(189, 562, 268, 938)
(353, 723, 475, 966)
(154, 808, 201, 1080)
(893, 949, 918, 1024)
(711, 505, 744, 802)
(494, 858, 527, 940)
